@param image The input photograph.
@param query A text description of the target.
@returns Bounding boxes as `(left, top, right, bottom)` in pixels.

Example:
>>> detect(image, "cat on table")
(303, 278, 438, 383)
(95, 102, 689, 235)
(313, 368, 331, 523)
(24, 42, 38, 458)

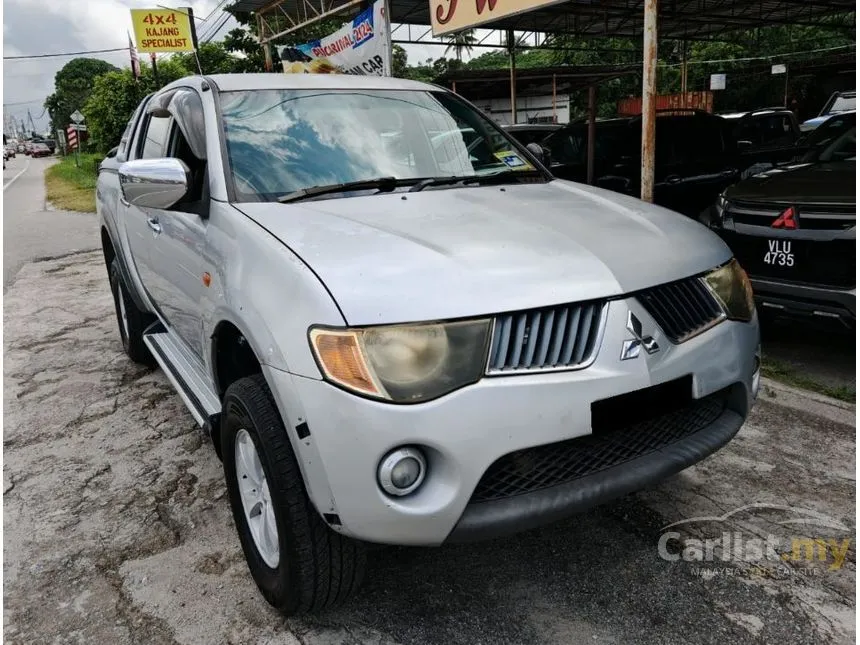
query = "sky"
(1, 0, 473, 136)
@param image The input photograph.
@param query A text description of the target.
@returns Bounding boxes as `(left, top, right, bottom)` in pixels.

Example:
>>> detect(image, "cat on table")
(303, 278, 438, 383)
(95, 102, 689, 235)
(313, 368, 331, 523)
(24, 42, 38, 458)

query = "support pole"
(680, 40, 688, 107)
(151, 53, 160, 86)
(452, 80, 457, 94)
(552, 73, 557, 123)
(587, 85, 596, 185)
(641, 0, 658, 203)
(508, 29, 517, 125)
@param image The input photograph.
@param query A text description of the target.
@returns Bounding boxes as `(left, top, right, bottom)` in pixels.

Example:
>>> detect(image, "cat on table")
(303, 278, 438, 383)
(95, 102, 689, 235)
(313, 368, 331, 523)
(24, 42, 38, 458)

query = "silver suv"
(97, 74, 761, 615)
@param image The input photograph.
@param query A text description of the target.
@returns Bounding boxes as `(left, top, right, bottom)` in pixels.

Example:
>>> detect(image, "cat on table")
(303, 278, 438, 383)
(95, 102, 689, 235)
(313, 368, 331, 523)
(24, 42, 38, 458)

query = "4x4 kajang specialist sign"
(281, 0, 391, 76)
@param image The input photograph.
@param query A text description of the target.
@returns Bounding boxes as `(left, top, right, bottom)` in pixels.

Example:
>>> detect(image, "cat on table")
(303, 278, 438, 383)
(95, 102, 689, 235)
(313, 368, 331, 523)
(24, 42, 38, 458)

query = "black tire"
(109, 259, 156, 367)
(222, 374, 366, 615)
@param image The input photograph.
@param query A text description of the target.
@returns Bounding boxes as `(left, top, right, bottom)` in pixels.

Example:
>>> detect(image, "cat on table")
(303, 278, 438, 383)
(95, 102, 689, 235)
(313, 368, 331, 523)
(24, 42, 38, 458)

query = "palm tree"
(444, 29, 477, 62)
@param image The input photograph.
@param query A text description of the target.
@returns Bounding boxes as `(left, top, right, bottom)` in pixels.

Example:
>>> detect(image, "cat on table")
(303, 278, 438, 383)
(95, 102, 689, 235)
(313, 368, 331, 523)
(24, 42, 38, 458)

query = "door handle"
(147, 217, 162, 234)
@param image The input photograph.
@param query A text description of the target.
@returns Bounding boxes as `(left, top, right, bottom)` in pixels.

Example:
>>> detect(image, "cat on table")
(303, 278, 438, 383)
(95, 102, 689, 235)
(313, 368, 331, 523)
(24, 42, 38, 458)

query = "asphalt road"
(2, 154, 99, 289)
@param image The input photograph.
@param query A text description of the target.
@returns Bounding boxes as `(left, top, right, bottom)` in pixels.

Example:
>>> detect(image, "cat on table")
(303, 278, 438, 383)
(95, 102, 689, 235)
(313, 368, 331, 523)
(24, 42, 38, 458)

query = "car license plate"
(763, 240, 794, 267)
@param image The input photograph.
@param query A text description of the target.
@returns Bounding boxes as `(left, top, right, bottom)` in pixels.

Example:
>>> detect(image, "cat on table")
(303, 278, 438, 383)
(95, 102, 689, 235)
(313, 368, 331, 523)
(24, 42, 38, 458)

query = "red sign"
(67, 126, 78, 150)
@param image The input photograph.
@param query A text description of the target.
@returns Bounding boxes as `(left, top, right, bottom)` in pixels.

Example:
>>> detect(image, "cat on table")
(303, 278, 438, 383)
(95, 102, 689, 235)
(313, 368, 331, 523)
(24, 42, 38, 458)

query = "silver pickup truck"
(97, 73, 760, 615)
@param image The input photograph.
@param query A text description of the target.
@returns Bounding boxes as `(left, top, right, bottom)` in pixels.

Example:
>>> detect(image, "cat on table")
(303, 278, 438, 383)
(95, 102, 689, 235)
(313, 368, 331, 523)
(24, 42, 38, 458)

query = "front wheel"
(109, 259, 156, 367)
(222, 374, 366, 615)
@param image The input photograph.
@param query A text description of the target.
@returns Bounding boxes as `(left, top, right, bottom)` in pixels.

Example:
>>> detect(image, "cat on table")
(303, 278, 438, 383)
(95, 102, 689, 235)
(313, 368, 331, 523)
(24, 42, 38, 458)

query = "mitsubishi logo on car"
(621, 311, 660, 360)
(771, 206, 799, 230)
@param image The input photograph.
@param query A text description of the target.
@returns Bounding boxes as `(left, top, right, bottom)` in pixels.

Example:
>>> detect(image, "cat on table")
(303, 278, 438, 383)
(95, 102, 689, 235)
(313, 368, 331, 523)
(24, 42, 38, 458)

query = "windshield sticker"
(494, 151, 534, 170)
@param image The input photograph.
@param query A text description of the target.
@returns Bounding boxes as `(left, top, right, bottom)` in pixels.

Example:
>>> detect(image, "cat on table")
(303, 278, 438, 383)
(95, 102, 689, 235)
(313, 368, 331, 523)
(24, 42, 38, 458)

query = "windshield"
(817, 126, 855, 162)
(220, 89, 540, 202)
(827, 95, 855, 114)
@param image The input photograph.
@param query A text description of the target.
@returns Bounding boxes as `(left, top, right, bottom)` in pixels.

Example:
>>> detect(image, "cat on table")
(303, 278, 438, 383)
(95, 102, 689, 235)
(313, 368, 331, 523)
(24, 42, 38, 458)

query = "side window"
(140, 114, 172, 159)
(116, 120, 134, 162)
(165, 92, 208, 211)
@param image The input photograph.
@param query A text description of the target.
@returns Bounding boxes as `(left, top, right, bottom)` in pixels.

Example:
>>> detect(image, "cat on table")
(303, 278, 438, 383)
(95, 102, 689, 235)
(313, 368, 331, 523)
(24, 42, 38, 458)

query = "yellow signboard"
(131, 8, 195, 53)
(430, 0, 566, 36)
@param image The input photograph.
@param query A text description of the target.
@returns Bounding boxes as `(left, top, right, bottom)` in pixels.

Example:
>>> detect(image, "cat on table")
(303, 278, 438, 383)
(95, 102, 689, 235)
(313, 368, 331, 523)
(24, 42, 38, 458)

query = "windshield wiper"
(408, 175, 481, 192)
(408, 169, 545, 193)
(279, 177, 404, 203)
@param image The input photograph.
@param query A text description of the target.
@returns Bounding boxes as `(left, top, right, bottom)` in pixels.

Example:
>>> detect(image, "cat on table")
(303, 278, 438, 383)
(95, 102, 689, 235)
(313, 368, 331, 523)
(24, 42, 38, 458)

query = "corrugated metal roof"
(229, 0, 854, 40)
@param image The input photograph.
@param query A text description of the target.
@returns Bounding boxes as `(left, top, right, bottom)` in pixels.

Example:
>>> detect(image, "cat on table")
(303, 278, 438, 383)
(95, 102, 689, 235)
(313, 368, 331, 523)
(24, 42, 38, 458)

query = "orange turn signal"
(310, 329, 382, 397)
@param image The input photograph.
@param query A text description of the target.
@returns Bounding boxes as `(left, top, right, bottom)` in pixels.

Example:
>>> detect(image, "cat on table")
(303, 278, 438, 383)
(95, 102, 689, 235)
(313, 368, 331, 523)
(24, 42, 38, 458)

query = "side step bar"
(143, 330, 221, 427)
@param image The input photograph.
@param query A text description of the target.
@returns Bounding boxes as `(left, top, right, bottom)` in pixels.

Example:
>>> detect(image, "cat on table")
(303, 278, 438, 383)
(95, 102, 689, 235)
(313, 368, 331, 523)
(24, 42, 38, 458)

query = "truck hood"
(725, 161, 856, 206)
(236, 180, 731, 325)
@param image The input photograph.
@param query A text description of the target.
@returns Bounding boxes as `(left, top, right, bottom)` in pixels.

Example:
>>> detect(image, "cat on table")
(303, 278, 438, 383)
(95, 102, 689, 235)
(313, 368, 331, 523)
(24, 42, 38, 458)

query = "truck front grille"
(727, 200, 855, 231)
(486, 301, 606, 373)
(470, 377, 726, 504)
(636, 277, 725, 343)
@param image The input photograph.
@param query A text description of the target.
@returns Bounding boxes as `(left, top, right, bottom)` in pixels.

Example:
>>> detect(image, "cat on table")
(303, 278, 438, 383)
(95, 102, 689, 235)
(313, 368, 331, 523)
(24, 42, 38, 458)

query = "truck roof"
(173, 73, 442, 94)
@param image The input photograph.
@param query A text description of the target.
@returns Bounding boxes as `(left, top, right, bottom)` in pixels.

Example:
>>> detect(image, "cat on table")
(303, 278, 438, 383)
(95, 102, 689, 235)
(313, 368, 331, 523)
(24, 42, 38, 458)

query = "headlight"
(309, 319, 491, 403)
(704, 258, 755, 322)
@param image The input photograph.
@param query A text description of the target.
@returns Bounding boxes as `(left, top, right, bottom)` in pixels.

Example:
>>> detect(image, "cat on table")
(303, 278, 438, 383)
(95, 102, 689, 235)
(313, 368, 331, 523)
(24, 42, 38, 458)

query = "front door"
(144, 96, 210, 359)
(123, 110, 172, 313)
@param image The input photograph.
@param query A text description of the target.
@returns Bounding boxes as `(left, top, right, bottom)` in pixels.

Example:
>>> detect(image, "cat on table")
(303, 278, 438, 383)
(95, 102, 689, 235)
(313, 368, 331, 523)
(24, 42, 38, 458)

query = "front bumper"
(751, 276, 856, 327)
(265, 297, 759, 547)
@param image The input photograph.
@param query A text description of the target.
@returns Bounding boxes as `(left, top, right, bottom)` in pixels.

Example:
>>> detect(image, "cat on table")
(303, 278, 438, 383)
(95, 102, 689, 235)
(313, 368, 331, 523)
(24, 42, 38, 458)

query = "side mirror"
(526, 142, 547, 166)
(119, 158, 190, 210)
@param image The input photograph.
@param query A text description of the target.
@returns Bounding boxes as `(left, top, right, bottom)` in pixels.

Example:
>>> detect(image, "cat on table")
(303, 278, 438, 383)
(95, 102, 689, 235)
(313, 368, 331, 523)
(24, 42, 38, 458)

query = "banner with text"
(131, 7, 196, 53)
(281, 0, 391, 76)
(430, 0, 567, 37)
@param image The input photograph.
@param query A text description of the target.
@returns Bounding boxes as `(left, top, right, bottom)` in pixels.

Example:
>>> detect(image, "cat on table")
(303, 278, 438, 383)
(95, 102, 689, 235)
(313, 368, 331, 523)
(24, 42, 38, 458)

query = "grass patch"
(761, 357, 856, 403)
(44, 153, 101, 213)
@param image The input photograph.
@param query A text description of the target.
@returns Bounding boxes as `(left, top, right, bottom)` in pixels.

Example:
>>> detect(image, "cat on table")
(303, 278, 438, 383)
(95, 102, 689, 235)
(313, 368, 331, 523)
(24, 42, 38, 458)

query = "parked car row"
(706, 111, 855, 328)
(504, 108, 855, 329)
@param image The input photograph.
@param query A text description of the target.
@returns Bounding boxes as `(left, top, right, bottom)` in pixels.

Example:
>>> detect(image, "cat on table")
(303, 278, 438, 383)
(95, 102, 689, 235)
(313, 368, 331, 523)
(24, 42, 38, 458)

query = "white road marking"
(4, 158, 31, 190)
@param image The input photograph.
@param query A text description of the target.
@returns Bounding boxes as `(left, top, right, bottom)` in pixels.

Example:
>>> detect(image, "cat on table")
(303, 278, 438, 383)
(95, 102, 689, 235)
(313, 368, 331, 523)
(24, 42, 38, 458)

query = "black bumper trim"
(445, 405, 745, 544)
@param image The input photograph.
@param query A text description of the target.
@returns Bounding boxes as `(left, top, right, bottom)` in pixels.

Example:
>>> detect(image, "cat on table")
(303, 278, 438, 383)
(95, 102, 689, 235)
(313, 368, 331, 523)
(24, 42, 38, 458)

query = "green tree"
(82, 58, 191, 153)
(392, 44, 408, 78)
(45, 58, 119, 134)
(176, 42, 242, 74)
(445, 29, 476, 62)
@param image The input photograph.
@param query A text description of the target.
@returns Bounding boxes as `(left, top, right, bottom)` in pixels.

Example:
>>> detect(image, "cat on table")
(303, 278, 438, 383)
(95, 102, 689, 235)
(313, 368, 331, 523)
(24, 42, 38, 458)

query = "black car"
(706, 117, 855, 328)
(719, 108, 802, 170)
(503, 123, 562, 147)
(542, 110, 741, 217)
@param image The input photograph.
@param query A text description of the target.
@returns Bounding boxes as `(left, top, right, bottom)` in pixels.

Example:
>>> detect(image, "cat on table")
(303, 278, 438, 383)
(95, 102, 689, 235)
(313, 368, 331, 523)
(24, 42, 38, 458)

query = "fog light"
(378, 447, 426, 496)
(752, 346, 762, 398)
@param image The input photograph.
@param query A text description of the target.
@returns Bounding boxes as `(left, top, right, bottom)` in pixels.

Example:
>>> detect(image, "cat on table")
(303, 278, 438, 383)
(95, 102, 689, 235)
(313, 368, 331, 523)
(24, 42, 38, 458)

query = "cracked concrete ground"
(3, 251, 856, 645)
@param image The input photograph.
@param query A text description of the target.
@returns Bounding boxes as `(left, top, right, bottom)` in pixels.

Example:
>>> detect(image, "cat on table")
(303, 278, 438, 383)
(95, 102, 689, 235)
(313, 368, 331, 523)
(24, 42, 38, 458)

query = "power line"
(201, 12, 232, 44)
(3, 99, 45, 107)
(4, 46, 129, 60)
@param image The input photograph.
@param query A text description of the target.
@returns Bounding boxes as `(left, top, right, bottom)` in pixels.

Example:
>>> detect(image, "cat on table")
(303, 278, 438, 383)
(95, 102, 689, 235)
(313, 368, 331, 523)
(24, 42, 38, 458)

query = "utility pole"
(151, 52, 160, 86)
(27, 109, 37, 138)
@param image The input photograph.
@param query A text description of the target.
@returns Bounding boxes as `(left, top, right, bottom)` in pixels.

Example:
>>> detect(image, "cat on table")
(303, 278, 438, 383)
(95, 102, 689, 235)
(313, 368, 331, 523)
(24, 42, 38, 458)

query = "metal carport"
(228, 0, 854, 202)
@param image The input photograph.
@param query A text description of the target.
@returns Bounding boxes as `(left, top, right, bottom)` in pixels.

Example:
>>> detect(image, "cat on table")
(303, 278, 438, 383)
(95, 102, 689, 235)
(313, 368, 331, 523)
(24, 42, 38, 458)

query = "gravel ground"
(3, 251, 856, 645)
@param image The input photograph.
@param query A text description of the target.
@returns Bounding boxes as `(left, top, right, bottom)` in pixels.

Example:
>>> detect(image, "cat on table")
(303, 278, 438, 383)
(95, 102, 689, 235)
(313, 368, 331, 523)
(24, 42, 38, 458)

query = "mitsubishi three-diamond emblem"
(620, 311, 660, 360)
